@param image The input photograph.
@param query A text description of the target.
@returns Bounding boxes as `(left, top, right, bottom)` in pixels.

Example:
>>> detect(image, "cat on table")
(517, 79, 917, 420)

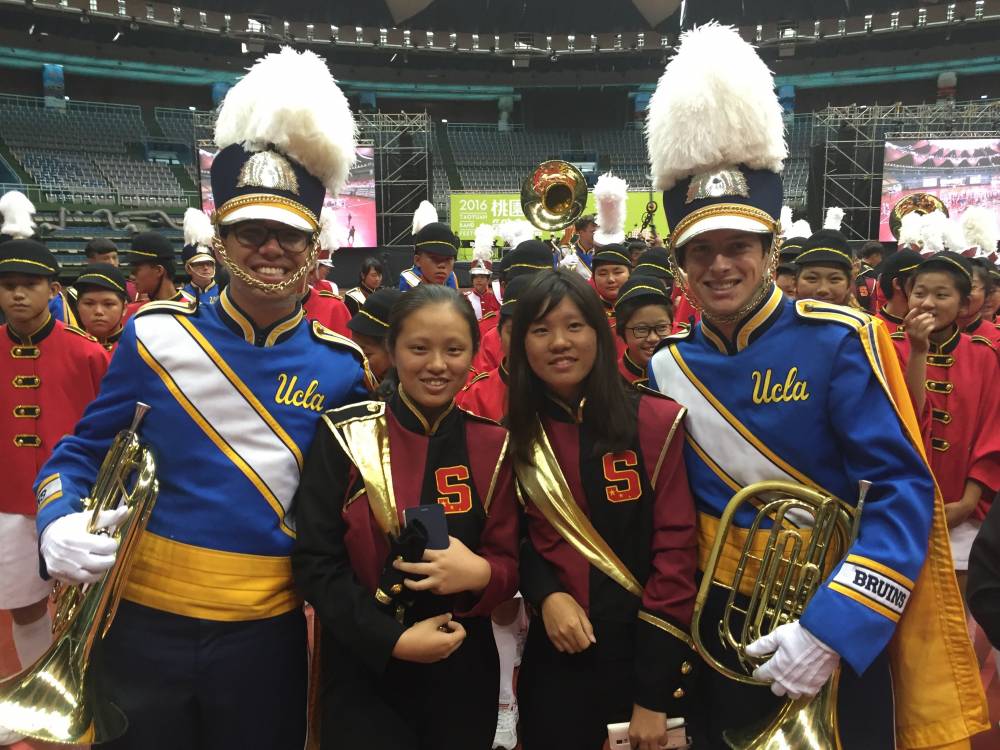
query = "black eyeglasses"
(230, 223, 313, 254)
(625, 323, 671, 339)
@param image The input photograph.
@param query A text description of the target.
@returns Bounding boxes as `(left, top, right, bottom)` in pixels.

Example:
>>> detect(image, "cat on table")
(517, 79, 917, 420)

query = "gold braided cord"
(214, 194, 319, 231)
(75, 272, 126, 292)
(669, 229, 782, 327)
(668, 204, 776, 258)
(0, 258, 58, 272)
(924, 254, 973, 280)
(796, 246, 853, 265)
(212, 235, 318, 296)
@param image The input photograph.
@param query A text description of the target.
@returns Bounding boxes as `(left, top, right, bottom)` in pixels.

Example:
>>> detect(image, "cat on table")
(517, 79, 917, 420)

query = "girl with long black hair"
(292, 284, 518, 750)
(507, 269, 698, 750)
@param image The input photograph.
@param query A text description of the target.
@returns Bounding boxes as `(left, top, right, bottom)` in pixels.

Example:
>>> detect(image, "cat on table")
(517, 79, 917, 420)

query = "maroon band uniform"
(518, 390, 698, 749)
(291, 391, 519, 750)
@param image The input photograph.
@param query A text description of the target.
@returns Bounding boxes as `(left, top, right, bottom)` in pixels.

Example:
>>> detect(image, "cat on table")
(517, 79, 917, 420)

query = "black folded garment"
(375, 518, 429, 623)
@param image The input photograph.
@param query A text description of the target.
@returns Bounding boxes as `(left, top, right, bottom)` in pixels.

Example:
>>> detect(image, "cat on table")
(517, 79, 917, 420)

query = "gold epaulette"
(400, 269, 421, 288)
(634, 383, 675, 402)
(133, 298, 199, 318)
(481, 311, 498, 321)
(317, 290, 343, 300)
(309, 320, 376, 390)
(462, 371, 491, 391)
(456, 404, 503, 427)
(794, 299, 872, 331)
(661, 324, 695, 344)
(970, 335, 995, 348)
(63, 324, 99, 342)
(889, 331, 906, 340)
(310, 320, 364, 357)
(323, 399, 385, 427)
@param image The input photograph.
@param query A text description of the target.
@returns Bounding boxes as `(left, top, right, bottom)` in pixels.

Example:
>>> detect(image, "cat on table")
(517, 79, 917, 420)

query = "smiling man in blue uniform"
(32, 47, 371, 750)
(644, 22, 986, 750)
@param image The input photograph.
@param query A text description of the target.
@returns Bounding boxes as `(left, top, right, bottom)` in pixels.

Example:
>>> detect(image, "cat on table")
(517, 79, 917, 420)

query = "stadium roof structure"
(178, 0, 977, 32)
(2, 0, 1000, 86)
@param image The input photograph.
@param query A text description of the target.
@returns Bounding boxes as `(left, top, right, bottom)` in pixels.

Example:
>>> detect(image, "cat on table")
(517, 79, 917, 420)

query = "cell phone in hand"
(607, 718, 689, 749)
(403, 503, 449, 550)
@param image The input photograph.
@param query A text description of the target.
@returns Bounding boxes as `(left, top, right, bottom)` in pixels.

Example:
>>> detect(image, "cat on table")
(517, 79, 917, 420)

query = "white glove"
(745, 622, 839, 699)
(559, 254, 579, 270)
(40, 507, 129, 585)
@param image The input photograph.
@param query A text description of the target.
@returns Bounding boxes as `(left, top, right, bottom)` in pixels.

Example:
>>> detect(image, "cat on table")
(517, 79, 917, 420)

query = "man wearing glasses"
(32, 48, 371, 750)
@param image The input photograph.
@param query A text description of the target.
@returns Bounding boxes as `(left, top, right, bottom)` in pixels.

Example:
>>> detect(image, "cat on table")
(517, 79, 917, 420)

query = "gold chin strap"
(669, 226, 782, 327)
(212, 233, 318, 296)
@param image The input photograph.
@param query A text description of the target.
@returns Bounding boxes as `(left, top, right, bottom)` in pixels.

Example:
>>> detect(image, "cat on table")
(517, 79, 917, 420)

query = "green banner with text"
(450, 192, 669, 259)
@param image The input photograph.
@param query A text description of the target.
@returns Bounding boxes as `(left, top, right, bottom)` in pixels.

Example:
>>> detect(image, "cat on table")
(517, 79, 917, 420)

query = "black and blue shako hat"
(211, 47, 357, 234)
(181, 207, 216, 266)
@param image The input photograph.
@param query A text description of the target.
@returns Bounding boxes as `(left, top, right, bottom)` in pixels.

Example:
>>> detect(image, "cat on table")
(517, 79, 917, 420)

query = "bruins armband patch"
(829, 555, 912, 622)
(36, 473, 63, 510)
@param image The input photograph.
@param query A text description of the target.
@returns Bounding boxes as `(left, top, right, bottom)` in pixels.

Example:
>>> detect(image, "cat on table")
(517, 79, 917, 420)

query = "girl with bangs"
(506, 269, 698, 750)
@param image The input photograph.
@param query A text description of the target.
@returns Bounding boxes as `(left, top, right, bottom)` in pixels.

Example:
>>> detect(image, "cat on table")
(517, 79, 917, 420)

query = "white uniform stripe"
(650, 348, 798, 491)
(136, 315, 300, 523)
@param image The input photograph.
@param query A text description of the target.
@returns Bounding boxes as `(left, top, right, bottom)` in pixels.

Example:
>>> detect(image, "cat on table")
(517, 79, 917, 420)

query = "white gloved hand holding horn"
(745, 621, 840, 700)
(40, 507, 129, 585)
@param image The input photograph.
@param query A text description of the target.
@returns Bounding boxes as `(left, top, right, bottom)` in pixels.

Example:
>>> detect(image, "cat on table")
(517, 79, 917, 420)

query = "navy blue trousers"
(96, 600, 307, 750)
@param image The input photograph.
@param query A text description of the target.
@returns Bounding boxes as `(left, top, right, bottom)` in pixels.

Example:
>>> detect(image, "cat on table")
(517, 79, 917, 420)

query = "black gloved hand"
(375, 519, 429, 620)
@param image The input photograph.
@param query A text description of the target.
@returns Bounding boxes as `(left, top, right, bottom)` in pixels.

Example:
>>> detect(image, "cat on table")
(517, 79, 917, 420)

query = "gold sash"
(323, 404, 399, 537)
(514, 420, 642, 597)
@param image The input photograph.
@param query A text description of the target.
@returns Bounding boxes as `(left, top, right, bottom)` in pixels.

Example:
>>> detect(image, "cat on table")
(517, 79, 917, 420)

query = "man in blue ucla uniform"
(644, 24, 986, 749)
(33, 47, 370, 750)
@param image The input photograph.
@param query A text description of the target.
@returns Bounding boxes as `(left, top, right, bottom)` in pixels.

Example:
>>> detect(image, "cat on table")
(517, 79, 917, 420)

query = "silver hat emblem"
(236, 150, 300, 195)
(685, 168, 750, 204)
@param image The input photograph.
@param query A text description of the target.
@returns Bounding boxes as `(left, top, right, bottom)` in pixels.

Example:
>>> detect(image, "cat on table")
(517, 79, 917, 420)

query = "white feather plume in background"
(0, 190, 36, 239)
(411, 200, 439, 236)
(592, 172, 628, 246)
(183, 207, 215, 248)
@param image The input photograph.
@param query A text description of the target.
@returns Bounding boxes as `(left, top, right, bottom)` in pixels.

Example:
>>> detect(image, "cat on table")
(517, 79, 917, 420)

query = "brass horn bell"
(889, 192, 948, 239)
(520, 160, 588, 232)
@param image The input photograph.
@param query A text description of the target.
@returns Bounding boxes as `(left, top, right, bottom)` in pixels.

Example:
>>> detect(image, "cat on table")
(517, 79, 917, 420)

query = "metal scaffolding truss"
(814, 101, 1000, 240)
(193, 111, 429, 246)
(360, 113, 431, 246)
